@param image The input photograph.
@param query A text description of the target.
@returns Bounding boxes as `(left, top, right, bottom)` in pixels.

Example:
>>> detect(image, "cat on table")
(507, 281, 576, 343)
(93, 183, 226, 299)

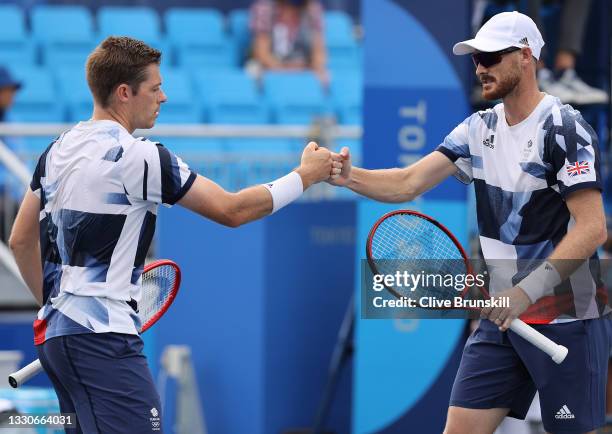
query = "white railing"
(0, 139, 31, 186)
(0, 139, 30, 288)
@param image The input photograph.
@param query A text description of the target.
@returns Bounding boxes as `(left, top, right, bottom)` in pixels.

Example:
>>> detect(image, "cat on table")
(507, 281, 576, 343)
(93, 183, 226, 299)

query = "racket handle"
(8, 359, 43, 388)
(509, 319, 568, 364)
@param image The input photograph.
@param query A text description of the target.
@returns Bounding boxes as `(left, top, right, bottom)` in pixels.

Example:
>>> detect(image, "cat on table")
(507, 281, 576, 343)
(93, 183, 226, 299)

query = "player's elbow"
(395, 169, 419, 202)
(390, 182, 418, 203)
(399, 185, 418, 202)
(218, 202, 247, 228)
(222, 215, 244, 228)
(584, 218, 607, 251)
(8, 233, 30, 253)
(595, 222, 608, 247)
(215, 209, 243, 228)
(7, 236, 17, 252)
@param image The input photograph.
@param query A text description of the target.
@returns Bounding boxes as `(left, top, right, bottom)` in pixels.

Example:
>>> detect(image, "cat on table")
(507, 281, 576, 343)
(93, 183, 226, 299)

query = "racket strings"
(138, 264, 178, 332)
(371, 214, 467, 300)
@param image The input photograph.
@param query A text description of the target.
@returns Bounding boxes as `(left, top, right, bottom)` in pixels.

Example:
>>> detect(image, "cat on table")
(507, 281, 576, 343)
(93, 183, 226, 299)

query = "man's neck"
(91, 107, 134, 133)
(502, 83, 545, 127)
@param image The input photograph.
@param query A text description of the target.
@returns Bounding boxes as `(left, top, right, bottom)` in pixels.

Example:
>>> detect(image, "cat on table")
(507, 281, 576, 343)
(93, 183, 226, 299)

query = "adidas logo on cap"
(519, 37, 529, 46)
(554, 405, 575, 419)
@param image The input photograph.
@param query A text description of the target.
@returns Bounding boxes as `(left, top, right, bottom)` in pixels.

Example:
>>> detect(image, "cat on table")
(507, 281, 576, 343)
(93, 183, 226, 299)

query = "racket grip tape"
(8, 359, 43, 388)
(509, 319, 568, 364)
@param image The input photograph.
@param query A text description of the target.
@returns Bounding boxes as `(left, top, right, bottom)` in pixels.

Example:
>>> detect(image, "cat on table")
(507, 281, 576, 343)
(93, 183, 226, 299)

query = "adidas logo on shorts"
(555, 405, 575, 419)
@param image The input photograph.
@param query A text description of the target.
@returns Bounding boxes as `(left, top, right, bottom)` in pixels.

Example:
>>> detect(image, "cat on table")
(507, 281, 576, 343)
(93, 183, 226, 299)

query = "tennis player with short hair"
(8, 36, 341, 433)
(330, 12, 609, 434)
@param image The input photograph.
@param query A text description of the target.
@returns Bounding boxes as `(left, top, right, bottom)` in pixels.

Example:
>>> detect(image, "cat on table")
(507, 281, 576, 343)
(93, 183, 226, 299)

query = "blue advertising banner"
(156, 202, 355, 434)
(355, 1, 472, 432)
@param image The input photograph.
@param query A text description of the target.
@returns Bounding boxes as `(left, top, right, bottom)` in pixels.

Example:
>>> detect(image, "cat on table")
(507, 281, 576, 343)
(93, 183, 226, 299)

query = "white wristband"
(517, 261, 562, 303)
(263, 171, 303, 213)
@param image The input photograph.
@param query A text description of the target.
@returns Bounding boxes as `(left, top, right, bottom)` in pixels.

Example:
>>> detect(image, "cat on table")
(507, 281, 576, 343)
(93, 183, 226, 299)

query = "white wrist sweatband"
(263, 171, 303, 213)
(518, 261, 562, 303)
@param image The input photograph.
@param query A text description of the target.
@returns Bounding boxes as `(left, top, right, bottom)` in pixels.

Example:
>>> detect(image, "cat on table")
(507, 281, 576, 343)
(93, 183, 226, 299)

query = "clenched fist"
(295, 142, 342, 189)
(328, 146, 351, 186)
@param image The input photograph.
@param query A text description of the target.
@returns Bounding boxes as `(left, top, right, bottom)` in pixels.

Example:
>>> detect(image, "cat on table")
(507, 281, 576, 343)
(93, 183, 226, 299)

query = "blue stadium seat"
(324, 11, 361, 71)
(225, 138, 297, 189)
(54, 67, 92, 122)
(156, 68, 201, 123)
(327, 44, 362, 71)
(0, 6, 27, 45)
(155, 137, 223, 158)
(165, 8, 237, 68)
(31, 6, 96, 66)
(324, 11, 354, 45)
(193, 70, 268, 124)
(228, 9, 250, 65)
(158, 138, 229, 187)
(0, 5, 35, 66)
(98, 7, 165, 50)
(8, 67, 64, 122)
(330, 72, 362, 125)
(263, 72, 327, 124)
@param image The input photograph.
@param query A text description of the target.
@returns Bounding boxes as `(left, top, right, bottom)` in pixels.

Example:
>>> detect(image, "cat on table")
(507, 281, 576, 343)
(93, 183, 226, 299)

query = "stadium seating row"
(7, 66, 362, 125)
(0, 5, 361, 70)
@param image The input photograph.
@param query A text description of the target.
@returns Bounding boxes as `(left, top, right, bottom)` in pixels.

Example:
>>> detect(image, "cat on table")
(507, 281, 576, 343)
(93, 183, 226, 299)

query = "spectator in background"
(248, 0, 328, 85)
(0, 66, 20, 242)
(526, 0, 608, 105)
(0, 67, 21, 122)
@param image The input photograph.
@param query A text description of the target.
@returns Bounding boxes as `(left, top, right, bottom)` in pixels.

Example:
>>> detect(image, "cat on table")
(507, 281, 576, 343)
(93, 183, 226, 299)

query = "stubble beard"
(481, 68, 521, 101)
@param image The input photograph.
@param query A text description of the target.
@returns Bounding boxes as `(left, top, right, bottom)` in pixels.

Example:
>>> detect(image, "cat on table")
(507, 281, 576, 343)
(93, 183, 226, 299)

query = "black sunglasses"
(471, 47, 521, 68)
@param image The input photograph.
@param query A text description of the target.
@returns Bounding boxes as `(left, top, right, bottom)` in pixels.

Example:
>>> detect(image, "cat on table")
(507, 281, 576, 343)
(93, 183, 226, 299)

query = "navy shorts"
(37, 333, 162, 434)
(450, 318, 612, 434)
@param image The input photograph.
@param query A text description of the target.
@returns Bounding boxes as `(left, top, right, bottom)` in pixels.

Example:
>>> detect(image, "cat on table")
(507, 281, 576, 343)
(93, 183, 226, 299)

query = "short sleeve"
(30, 155, 44, 198)
(435, 116, 473, 184)
(121, 139, 197, 206)
(30, 141, 55, 199)
(543, 105, 601, 198)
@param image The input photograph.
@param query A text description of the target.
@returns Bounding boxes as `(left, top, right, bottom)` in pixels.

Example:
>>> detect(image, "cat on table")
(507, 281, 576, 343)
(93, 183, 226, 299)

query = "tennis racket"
(366, 210, 568, 364)
(8, 259, 181, 388)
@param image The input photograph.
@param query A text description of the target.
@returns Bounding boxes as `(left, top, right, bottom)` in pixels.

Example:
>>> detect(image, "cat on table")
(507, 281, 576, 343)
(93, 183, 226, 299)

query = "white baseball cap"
(453, 11, 545, 60)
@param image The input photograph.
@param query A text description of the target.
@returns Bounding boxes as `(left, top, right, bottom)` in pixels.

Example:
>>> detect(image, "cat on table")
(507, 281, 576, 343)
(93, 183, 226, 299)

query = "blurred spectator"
(248, 0, 328, 84)
(0, 67, 21, 122)
(0, 66, 20, 242)
(526, 0, 608, 105)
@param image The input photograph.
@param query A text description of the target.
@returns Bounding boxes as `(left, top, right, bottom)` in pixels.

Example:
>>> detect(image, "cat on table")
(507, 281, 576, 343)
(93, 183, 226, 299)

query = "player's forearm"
(517, 220, 605, 304)
(221, 185, 273, 227)
(516, 190, 607, 304)
(547, 219, 607, 278)
(229, 167, 319, 226)
(9, 241, 43, 305)
(347, 166, 416, 203)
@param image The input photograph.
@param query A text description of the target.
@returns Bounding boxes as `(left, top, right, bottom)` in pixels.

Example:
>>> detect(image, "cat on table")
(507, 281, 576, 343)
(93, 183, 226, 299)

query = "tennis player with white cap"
(330, 11, 610, 434)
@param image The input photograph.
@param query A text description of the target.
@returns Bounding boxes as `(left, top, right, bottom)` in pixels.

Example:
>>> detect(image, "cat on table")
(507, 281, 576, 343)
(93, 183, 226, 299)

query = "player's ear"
(521, 47, 534, 66)
(115, 83, 131, 103)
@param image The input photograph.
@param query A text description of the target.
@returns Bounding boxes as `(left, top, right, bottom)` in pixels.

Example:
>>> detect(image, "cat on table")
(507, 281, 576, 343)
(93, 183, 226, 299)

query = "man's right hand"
(295, 142, 337, 189)
(328, 146, 351, 187)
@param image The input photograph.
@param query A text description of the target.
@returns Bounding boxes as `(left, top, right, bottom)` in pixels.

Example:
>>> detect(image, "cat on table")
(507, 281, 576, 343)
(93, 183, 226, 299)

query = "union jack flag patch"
(566, 161, 590, 177)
